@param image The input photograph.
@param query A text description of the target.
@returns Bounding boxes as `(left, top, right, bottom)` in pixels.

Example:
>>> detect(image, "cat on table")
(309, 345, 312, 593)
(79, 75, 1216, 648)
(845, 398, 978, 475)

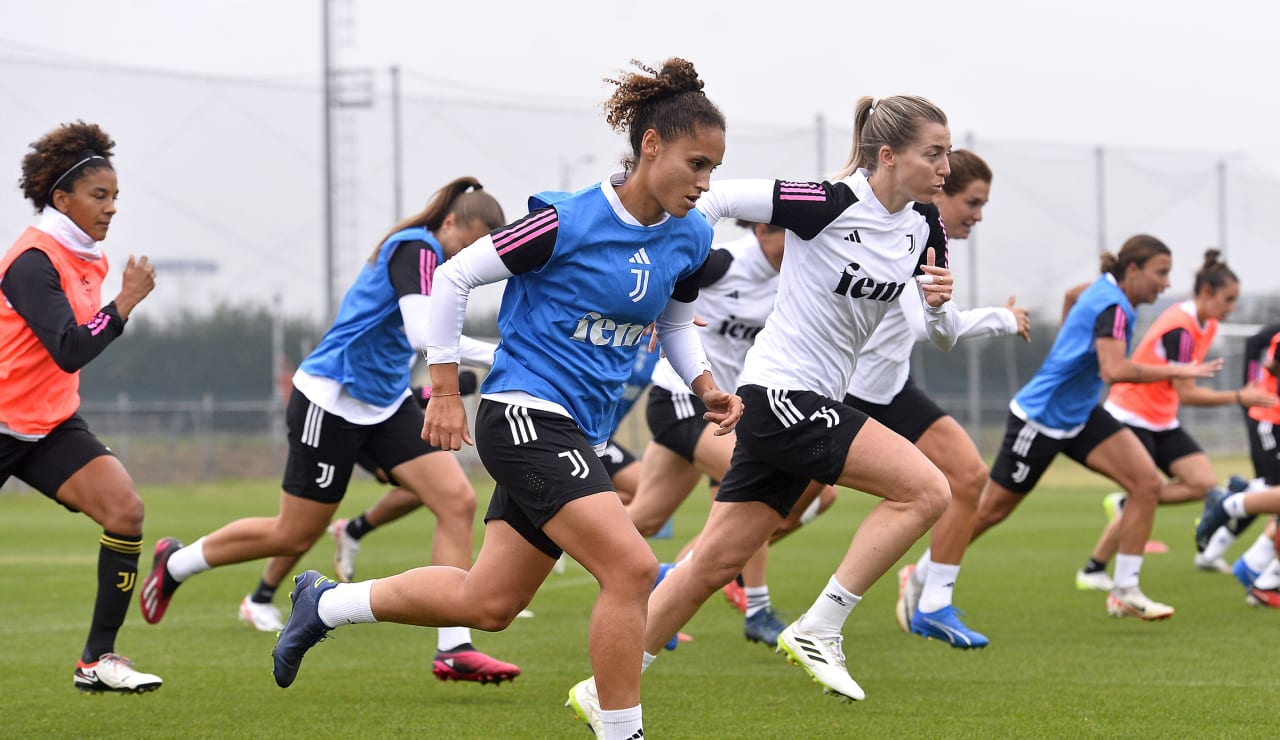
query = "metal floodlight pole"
(321, 0, 336, 318)
(392, 65, 404, 221)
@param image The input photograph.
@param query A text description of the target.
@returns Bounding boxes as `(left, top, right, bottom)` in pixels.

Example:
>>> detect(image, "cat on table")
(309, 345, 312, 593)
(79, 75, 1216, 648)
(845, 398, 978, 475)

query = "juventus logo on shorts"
(766, 389, 804, 428)
(1011, 461, 1031, 484)
(315, 462, 335, 489)
(558, 449, 591, 479)
(809, 407, 840, 428)
(505, 404, 538, 445)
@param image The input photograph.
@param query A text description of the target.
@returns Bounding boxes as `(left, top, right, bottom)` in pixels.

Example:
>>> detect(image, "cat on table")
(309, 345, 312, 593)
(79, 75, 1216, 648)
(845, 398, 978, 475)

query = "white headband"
(48, 154, 107, 200)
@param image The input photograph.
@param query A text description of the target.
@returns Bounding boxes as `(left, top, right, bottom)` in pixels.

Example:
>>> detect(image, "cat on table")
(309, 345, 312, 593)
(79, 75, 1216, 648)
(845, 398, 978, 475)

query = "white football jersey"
(697, 170, 953, 400)
(650, 232, 780, 394)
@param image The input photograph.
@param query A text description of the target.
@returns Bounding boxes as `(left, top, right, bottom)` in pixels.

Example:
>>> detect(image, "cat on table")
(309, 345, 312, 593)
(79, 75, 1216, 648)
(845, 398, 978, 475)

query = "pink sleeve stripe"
(779, 182, 827, 202)
(1179, 332, 1194, 363)
(420, 248, 437, 295)
(779, 194, 826, 201)
(1112, 309, 1126, 339)
(493, 210, 558, 254)
(86, 312, 111, 336)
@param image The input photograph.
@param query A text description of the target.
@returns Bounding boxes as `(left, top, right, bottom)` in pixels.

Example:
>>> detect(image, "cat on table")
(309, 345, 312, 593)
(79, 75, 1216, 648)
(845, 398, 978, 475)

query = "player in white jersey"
(841, 150, 1031, 648)
(569, 94, 961, 706)
(628, 220, 828, 647)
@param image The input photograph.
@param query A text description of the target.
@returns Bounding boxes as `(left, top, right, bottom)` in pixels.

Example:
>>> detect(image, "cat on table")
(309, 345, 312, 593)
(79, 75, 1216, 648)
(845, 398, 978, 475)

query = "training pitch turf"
(1, 458, 1274, 738)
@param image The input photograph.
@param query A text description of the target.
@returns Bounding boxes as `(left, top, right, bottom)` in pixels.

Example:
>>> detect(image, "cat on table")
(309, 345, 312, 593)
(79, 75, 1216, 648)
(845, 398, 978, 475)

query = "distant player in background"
(1194, 323, 1280, 606)
(1, 121, 161, 692)
(138, 177, 520, 684)
(272, 59, 742, 740)
(848, 148, 1031, 649)
(970, 236, 1221, 622)
(1074, 250, 1274, 589)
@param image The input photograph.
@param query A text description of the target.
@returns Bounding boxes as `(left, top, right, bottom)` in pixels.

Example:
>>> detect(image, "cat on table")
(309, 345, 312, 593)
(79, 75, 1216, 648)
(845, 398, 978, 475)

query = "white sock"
(918, 563, 960, 613)
(641, 652, 657, 672)
(798, 575, 861, 637)
(1113, 553, 1143, 590)
(1243, 534, 1277, 573)
(437, 626, 471, 651)
(744, 586, 771, 617)
(914, 549, 932, 587)
(1248, 477, 1269, 492)
(1223, 493, 1249, 519)
(316, 580, 376, 628)
(166, 537, 211, 582)
(599, 706, 642, 740)
(798, 496, 823, 525)
(1200, 526, 1237, 561)
(1253, 559, 1280, 590)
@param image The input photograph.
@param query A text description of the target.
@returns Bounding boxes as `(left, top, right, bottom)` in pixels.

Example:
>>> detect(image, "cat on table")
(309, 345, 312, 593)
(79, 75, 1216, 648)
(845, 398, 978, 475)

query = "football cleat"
(329, 518, 361, 583)
(566, 677, 604, 735)
(1106, 587, 1174, 620)
(238, 595, 284, 633)
(723, 578, 747, 614)
(74, 653, 163, 694)
(776, 618, 865, 701)
(909, 605, 989, 649)
(1103, 492, 1127, 522)
(432, 645, 521, 684)
(1075, 569, 1114, 592)
(1246, 585, 1280, 609)
(1232, 557, 1261, 589)
(1194, 488, 1231, 554)
(271, 570, 337, 688)
(1193, 553, 1233, 573)
(894, 564, 923, 633)
(138, 537, 183, 625)
(743, 607, 786, 648)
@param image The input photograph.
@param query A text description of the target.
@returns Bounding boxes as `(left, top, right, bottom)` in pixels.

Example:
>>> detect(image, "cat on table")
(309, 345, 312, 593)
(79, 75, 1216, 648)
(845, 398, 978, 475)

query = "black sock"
(251, 579, 278, 604)
(1083, 558, 1107, 574)
(84, 531, 142, 663)
(1227, 514, 1258, 537)
(734, 574, 745, 587)
(346, 513, 375, 540)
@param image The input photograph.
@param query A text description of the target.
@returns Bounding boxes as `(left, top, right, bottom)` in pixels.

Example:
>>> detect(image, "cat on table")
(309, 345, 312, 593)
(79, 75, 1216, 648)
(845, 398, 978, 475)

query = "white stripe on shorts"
(302, 402, 324, 448)
(766, 388, 804, 428)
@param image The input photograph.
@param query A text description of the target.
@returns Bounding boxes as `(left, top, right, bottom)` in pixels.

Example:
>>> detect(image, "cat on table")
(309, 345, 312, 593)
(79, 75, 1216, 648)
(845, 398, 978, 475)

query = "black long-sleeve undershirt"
(0, 248, 125, 373)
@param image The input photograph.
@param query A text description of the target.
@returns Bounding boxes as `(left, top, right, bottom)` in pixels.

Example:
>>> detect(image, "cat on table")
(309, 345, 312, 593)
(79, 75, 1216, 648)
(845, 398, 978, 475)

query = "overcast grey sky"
(3, 0, 1279, 321)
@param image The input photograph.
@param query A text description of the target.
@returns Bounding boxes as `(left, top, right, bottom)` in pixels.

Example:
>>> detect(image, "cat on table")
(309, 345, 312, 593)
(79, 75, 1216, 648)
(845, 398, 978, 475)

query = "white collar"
(36, 208, 103, 261)
(602, 172, 671, 228)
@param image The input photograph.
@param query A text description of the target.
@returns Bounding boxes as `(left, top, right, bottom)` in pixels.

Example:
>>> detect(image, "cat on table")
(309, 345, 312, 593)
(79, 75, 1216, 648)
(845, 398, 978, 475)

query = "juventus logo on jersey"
(505, 404, 538, 445)
(809, 407, 840, 428)
(843, 230, 862, 243)
(628, 248, 651, 303)
(906, 234, 917, 254)
(558, 449, 591, 479)
(314, 462, 335, 488)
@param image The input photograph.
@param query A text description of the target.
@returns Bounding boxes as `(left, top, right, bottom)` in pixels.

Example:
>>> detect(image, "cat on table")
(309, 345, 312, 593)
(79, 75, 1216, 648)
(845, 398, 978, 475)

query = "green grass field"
(2, 459, 1276, 738)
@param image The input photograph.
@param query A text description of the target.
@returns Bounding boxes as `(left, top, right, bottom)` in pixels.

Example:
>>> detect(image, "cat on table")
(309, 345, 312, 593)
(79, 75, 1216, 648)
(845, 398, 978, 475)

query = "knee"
(430, 484, 478, 526)
(1127, 472, 1164, 502)
(470, 599, 525, 632)
(631, 512, 666, 538)
(917, 470, 952, 524)
(948, 461, 990, 510)
(99, 489, 145, 535)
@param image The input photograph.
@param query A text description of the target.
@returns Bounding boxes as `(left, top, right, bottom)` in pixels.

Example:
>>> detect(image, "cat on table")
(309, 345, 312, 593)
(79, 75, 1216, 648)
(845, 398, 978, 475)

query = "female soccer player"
(139, 177, 520, 684)
(625, 220, 799, 647)
(0, 121, 160, 692)
(1195, 324, 1280, 605)
(839, 149, 1030, 649)
(970, 235, 1220, 622)
(272, 58, 742, 740)
(570, 94, 963, 709)
(1074, 250, 1275, 589)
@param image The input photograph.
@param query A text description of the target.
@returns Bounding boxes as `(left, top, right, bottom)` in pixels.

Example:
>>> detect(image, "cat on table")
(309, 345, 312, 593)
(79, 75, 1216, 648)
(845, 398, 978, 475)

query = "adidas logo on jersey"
(843, 230, 862, 243)
(833, 261, 907, 303)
